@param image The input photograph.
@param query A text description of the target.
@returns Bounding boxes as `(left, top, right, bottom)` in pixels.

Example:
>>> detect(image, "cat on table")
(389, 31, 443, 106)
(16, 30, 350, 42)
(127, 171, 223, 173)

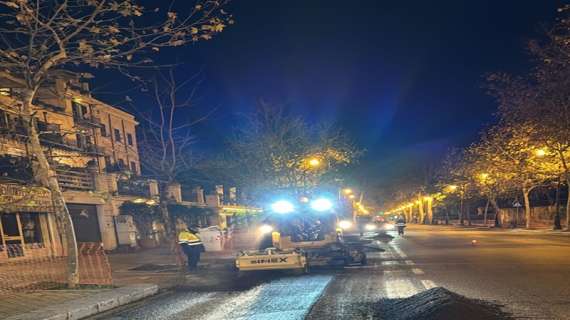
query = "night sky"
(96, 1, 563, 201)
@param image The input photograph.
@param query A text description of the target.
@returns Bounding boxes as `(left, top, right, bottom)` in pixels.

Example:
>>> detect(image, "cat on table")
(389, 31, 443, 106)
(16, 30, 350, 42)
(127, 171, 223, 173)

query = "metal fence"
(0, 242, 112, 293)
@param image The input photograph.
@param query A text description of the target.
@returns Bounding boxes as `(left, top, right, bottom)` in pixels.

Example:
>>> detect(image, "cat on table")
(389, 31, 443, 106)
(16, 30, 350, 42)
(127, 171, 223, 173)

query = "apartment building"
(0, 72, 154, 257)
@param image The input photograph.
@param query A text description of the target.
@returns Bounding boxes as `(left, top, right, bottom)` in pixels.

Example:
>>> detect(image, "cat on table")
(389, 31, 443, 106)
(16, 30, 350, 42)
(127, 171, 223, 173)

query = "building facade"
(0, 72, 152, 257)
(0, 72, 261, 263)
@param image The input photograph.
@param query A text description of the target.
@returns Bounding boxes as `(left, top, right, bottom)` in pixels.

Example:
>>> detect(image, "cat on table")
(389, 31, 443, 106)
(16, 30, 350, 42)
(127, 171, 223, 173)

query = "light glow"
(311, 198, 333, 212)
(338, 220, 353, 230)
(364, 223, 377, 231)
(271, 200, 294, 214)
(259, 224, 274, 234)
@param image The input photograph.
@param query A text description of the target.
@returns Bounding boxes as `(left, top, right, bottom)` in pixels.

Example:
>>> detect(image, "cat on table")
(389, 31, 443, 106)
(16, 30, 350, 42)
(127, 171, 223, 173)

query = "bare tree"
(0, 0, 231, 286)
(137, 69, 208, 235)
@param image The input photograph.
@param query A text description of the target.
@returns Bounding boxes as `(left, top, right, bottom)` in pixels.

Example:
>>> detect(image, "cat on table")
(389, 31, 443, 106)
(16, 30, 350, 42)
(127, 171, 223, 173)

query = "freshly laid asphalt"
(94, 226, 570, 320)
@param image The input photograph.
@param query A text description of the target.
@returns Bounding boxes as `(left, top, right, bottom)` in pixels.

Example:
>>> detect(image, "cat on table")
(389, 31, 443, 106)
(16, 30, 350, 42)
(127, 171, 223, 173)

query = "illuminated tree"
(227, 103, 360, 200)
(0, 0, 231, 286)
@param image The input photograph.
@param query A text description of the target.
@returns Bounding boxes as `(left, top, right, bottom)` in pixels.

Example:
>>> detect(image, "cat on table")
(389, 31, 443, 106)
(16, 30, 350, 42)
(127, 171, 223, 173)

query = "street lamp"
(534, 148, 547, 157)
(479, 173, 489, 180)
(308, 158, 321, 167)
(342, 188, 353, 195)
(445, 185, 458, 193)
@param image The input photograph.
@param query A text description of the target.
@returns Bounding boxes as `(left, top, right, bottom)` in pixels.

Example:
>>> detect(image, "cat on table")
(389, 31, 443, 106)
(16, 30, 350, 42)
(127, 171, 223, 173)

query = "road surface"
(95, 226, 570, 320)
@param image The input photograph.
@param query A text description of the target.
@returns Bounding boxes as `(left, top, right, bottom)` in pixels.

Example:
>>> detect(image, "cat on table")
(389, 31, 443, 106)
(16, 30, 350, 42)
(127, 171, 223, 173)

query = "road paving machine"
(235, 194, 367, 273)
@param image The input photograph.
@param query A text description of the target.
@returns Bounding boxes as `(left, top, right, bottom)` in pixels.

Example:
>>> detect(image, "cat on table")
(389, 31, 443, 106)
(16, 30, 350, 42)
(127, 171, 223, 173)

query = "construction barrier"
(0, 242, 112, 293)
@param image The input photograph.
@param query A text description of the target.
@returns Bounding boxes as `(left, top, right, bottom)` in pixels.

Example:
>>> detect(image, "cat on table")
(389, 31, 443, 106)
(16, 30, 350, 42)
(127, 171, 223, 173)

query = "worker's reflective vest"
(178, 231, 202, 246)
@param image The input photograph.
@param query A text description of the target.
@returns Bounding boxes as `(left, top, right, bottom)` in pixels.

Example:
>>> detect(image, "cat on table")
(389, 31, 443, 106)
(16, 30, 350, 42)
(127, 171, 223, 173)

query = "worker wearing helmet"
(178, 226, 204, 271)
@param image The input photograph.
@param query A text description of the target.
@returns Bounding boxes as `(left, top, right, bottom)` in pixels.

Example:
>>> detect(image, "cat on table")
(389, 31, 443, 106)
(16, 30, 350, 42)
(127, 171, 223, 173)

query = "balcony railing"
(56, 168, 95, 191)
(74, 116, 102, 128)
(117, 179, 150, 197)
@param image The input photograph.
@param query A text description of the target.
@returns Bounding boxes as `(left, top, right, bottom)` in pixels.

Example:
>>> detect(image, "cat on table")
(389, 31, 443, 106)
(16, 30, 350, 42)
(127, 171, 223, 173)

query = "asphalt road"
(95, 226, 570, 320)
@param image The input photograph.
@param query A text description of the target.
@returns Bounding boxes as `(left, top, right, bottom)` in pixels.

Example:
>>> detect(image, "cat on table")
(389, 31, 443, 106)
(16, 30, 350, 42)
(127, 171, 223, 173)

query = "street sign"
(512, 201, 522, 208)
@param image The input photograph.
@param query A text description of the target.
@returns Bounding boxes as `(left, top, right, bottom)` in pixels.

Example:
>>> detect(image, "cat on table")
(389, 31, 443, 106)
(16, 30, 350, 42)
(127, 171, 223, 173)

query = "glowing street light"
(479, 173, 489, 180)
(445, 185, 458, 193)
(534, 148, 547, 157)
(342, 188, 353, 195)
(308, 158, 321, 167)
(348, 194, 356, 200)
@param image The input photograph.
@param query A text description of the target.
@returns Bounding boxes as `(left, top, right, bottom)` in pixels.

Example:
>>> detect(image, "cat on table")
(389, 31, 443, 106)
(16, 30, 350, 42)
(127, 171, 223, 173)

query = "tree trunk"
(483, 199, 490, 226)
(490, 196, 501, 227)
(22, 92, 79, 287)
(566, 177, 570, 231)
(159, 201, 173, 240)
(465, 201, 471, 226)
(522, 185, 531, 229)
(418, 194, 425, 224)
(444, 205, 450, 225)
(426, 199, 433, 225)
(554, 177, 562, 230)
(459, 196, 464, 225)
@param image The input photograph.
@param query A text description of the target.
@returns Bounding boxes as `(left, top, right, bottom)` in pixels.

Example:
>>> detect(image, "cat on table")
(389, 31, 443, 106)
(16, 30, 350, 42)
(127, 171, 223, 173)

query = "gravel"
(374, 287, 513, 320)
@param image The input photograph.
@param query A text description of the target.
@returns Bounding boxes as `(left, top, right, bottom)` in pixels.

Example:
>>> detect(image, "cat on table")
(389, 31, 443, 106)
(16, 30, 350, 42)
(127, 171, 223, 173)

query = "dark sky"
(96, 0, 563, 197)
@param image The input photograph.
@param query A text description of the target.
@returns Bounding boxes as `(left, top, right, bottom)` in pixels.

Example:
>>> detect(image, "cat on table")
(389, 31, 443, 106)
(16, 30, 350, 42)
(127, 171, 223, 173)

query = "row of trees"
(391, 8, 570, 230)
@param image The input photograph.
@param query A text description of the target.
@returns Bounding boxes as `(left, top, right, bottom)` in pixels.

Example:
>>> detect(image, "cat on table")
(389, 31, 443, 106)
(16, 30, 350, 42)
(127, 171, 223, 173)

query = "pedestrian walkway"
(0, 289, 110, 319)
(0, 246, 236, 319)
(408, 223, 570, 235)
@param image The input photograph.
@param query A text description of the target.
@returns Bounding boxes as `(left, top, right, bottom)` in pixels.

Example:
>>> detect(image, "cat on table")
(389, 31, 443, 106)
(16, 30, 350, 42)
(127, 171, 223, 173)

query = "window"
(0, 110, 8, 128)
(130, 161, 137, 174)
(104, 156, 112, 167)
(127, 133, 133, 146)
(81, 105, 88, 117)
(20, 213, 43, 244)
(76, 133, 84, 148)
(117, 158, 125, 169)
(114, 128, 122, 142)
(72, 101, 82, 120)
(0, 88, 12, 96)
(100, 124, 107, 137)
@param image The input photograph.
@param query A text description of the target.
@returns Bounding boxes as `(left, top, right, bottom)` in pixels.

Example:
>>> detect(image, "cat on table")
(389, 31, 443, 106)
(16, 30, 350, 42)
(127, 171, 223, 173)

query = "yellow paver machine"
(235, 195, 367, 273)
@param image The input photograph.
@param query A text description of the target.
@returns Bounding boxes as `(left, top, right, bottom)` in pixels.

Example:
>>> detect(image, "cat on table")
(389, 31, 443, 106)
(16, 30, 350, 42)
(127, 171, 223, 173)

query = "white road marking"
(344, 265, 378, 269)
(199, 275, 333, 320)
(411, 268, 425, 275)
(384, 279, 420, 298)
(421, 280, 437, 290)
(404, 260, 415, 265)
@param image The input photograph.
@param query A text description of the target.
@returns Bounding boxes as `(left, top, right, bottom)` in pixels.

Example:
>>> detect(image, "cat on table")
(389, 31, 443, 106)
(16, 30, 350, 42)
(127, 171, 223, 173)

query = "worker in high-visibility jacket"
(178, 227, 204, 271)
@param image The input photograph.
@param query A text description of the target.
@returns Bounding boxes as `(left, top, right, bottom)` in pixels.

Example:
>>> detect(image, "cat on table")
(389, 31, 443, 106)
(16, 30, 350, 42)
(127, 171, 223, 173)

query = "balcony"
(117, 178, 151, 197)
(82, 143, 105, 156)
(74, 115, 102, 128)
(56, 168, 95, 191)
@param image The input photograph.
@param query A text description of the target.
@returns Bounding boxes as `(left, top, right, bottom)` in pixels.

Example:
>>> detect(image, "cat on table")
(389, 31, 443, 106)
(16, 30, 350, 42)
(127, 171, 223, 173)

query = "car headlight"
(384, 224, 395, 230)
(338, 220, 353, 230)
(310, 198, 333, 212)
(259, 224, 274, 234)
(271, 200, 294, 214)
(364, 223, 377, 231)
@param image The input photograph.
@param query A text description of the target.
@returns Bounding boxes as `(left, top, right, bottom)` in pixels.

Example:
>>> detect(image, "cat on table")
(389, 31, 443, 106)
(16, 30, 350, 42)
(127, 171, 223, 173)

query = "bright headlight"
(271, 200, 294, 214)
(384, 223, 395, 230)
(365, 223, 377, 231)
(259, 224, 274, 234)
(310, 198, 333, 212)
(338, 220, 353, 230)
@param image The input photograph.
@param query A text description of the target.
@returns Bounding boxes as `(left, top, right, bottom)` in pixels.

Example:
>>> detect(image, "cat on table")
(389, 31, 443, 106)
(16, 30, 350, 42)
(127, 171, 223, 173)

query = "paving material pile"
(376, 287, 512, 320)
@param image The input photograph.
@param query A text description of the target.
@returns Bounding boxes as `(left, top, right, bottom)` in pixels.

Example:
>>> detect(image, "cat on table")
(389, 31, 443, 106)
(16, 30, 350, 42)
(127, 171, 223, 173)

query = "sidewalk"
(408, 223, 570, 235)
(1, 247, 236, 320)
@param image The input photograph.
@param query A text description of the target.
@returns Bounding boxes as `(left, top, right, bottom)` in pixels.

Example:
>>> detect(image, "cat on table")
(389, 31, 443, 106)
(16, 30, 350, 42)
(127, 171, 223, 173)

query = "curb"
(5, 284, 159, 320)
